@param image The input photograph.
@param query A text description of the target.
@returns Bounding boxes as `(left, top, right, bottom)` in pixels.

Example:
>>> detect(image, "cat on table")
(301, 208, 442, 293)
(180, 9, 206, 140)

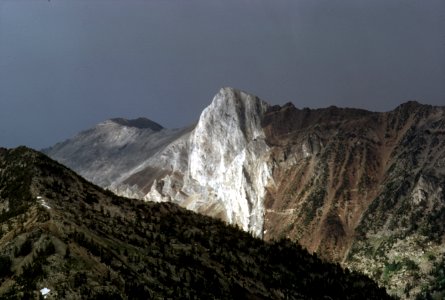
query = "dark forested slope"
(0, 147, 390, 299)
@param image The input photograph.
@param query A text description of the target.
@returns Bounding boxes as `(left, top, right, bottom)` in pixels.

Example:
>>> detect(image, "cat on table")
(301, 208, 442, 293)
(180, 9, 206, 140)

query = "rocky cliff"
(45, 88, 273, 237)
(44, 88, 445, 298)
(143, 88, 272, 236)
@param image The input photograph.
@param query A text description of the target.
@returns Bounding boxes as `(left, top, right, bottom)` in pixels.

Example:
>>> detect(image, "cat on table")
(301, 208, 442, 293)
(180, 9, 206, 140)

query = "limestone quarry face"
(44, 89, 445, 298)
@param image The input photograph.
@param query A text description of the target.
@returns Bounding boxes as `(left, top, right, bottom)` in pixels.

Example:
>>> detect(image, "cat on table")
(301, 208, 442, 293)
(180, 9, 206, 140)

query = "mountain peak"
(394, 100, 424, 110)
(205, 88, 270, 123)
(109, 117, 163, 131)
(215, 87, 268, 105)
(187, 87, 271, 235)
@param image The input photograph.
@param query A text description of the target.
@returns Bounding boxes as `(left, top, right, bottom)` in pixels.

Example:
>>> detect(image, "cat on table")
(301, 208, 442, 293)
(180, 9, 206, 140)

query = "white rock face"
(143, 88, 272, 236)
(44, 88, 273, 237)
(190, 88, 271, 235)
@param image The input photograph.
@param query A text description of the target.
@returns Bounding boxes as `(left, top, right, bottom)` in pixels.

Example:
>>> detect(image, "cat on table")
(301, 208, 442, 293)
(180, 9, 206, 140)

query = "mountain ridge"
(0, 146, 391, 299)
(43, 87, 445, 298)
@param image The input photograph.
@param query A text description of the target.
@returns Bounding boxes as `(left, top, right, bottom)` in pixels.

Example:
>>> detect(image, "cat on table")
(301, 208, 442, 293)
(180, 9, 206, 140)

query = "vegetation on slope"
(262, 102, 445, 298)
(0, 147, 391, 299)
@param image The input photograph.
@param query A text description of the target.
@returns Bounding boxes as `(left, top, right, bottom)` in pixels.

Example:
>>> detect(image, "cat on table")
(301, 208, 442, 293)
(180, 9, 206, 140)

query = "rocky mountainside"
(262, 101, 445, 299)
(44, 87, 445, 298)
(0, 147, 391, 299)
(45, 88, 271, 237)
(45, 117, 193, 189)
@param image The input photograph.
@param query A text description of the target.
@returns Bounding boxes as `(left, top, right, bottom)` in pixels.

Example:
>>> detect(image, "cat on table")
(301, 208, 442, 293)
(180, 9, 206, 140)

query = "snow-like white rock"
(45, 87, 274, 237)
(187, 87, 271, 235)
(37, 196, 51, 209)
(40, 287, 50, 298)
(144, 87, 272, 236)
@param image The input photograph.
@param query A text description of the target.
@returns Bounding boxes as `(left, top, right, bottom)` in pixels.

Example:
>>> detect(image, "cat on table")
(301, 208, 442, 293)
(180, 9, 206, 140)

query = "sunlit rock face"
(45, 87, 272, 237)
(142, 88, 272, 236)
(186, 88, 271, 235)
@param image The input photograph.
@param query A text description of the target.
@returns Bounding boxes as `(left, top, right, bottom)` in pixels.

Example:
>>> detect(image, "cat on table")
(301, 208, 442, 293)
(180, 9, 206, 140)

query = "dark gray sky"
(1, 0, 444, 149)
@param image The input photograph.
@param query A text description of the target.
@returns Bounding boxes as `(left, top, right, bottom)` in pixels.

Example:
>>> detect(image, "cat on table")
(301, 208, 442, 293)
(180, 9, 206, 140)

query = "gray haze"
(0, 0, 444, 149)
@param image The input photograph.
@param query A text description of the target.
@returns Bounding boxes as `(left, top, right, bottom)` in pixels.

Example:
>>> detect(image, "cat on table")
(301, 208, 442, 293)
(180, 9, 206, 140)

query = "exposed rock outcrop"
(45, 88, 273, 236)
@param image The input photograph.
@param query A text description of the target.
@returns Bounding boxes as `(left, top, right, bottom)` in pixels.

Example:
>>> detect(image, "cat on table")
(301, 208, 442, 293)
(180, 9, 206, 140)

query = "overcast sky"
(0, 0, 444, 149)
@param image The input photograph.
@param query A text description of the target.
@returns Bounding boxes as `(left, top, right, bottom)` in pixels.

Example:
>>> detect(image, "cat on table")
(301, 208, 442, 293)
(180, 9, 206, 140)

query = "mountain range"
(0, 147, 391, 299)
(44, 87, 445, 299)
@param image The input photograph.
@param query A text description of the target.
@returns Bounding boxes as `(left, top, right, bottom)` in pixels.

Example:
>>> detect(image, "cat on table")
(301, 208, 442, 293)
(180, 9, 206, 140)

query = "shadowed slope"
(0, 147, 391, 299)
